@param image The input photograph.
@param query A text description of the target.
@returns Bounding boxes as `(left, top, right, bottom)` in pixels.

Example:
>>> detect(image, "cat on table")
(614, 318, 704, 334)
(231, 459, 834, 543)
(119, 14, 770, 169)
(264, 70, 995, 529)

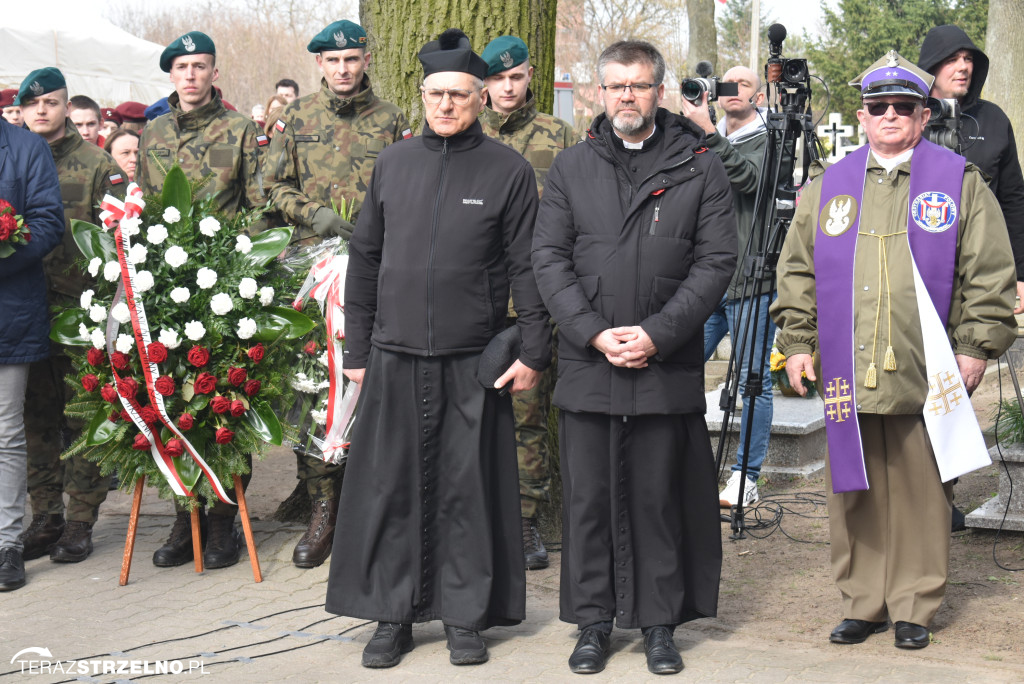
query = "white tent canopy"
(0, 10, 171, 106)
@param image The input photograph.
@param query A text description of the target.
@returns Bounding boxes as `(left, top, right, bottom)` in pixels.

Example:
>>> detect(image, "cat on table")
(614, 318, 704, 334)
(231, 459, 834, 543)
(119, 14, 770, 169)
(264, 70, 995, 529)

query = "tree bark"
(985, 0, 1024, 162)
(360, 0, 559, 130)
(686, 0, 719, 76)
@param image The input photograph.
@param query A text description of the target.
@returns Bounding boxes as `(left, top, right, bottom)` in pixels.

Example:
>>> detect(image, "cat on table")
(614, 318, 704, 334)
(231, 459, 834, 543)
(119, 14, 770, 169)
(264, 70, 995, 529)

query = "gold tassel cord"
(883, 345, 897, 372)
(879, 233, 904, 373)
(865, 362, 878, 389)
(863, 231, 884, 388)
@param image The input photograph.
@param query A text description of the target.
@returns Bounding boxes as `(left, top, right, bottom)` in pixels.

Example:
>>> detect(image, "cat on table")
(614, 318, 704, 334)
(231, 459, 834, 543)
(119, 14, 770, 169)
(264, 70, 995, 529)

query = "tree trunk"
(985, 0, 1024, 162)
(360, 0, 559, 130)
(687, 0, 719, 76)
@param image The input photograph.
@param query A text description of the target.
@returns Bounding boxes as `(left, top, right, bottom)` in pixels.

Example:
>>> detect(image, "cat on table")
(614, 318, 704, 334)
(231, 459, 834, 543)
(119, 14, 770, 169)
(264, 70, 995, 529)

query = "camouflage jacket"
(479, 90, 578, 192)
(49, 119, 125, 297)
(266, 76, 410, 242)
(137, 90, 265, 219)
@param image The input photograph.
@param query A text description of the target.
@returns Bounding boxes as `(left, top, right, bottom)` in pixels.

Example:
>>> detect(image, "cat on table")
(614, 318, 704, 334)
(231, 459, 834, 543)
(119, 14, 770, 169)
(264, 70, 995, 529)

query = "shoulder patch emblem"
(819, 195, 857, 237)
(256, 134, 269, 147)
(109, 173, 124, 185)
(274, 119, 286, 133)
(911, 191, 957, 233)
(402, 128, 412, 139)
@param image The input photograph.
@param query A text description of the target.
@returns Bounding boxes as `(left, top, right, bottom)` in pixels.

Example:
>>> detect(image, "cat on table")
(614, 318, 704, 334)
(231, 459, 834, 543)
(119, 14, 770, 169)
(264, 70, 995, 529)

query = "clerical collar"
(617, 124, 657, 150)
(871, 148, 913, 174)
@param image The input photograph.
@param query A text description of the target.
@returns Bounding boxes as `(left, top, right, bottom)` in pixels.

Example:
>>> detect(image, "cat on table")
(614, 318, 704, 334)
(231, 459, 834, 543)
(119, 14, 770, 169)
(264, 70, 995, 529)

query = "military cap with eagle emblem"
(159, 31, 216, 72)
(307, 20, 367, 53)
(419, 28, 488, 79)
(14, 67, 66, 106)
(849, 50, 934, 100)
(481, 35, 530, 77)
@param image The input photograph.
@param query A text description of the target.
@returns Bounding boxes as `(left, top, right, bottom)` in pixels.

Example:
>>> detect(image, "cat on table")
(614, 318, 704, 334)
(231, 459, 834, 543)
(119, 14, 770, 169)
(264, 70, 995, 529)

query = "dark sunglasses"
(864, 101, 919, 117)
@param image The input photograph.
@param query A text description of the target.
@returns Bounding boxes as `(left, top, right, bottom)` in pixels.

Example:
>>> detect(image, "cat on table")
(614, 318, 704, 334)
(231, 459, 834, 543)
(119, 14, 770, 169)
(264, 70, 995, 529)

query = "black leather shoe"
(522, 516, 549, 570)
(153, 510, 206, 567)
(444, 624, 488, 665)
(292, 498, 338, 568)
(643, 626, 683, 674)
(568, 626, 611, 674)
(18, 513, 64, 560)
(0, 547, 26, 591)
(893, 621, 930, 649)
(362, 622, 413, 668)
(203, 513, 241, 569)
(50, 521, 94, 563)
(829, 619, 888, 644)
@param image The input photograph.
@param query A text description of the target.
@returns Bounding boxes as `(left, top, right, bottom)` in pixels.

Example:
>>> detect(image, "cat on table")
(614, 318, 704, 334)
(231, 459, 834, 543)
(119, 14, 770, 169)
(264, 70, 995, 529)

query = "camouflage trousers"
(25, 354, 108, 523)
(296, 451, 344, 502)
(513, 323, 556, 519)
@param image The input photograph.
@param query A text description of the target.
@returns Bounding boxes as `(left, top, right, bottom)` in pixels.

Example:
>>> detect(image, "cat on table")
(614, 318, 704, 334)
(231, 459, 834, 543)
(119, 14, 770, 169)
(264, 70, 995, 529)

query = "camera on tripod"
(924, 97, 962, 152)
(681, 61, 739, 103)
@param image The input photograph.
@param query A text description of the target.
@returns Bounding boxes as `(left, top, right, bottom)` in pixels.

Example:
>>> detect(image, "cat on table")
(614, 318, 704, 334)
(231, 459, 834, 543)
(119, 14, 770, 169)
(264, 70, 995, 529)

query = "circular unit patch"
(911, 191, 957, 233)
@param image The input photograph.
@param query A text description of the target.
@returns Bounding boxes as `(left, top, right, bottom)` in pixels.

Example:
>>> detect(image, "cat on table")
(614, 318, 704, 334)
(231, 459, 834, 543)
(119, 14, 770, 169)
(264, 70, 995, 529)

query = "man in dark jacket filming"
(532, 40, 736, 676)
(326, 28, 551, 669)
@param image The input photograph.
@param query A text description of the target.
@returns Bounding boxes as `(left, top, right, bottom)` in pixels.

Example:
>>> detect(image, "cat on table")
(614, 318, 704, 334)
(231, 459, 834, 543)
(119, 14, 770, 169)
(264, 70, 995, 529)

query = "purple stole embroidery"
(814, 140, 964, 492)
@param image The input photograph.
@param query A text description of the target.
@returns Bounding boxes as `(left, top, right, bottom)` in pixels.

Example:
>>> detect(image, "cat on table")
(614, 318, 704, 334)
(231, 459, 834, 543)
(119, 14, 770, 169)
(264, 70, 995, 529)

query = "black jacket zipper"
(427, 138, 450, 355)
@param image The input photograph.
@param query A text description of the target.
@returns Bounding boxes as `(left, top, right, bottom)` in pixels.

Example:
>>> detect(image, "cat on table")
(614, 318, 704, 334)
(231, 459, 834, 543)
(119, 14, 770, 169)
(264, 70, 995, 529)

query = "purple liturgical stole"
(813, 139, 965, 492)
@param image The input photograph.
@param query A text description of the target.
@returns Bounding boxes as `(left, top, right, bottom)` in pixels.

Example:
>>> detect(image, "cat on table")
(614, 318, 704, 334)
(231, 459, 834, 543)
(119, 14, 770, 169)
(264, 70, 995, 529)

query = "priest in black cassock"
(325, 28, 552, 670)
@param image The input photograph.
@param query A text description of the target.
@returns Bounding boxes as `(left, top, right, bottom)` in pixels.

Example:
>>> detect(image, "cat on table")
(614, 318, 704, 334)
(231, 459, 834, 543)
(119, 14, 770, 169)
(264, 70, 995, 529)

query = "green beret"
(481, 35, 530, 77)
(307, 20, 367, 53)
(14, 67, 66, 106)
(160, 31, 216, 72)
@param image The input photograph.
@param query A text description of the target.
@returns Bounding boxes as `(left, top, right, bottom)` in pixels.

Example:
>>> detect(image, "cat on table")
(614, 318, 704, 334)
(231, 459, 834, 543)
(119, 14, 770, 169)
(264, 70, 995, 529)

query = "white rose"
(196, 267, 218, 289)
(78, 323, 90, 338)
(165, 245, 188, 268)
(103, 261, 121, 282)
(89, 304, 108, 323)
(80, 289, 95, 309)
(238, 277, 258, 299)
(235, 234, 253, 254)
(210, 292, 234, 315)
(88, 257, 102, 278)
(127, 243, 147, 265)
(120, 217, 141, 237)
(162, 206, 181, 224)
(158, 328, 181, 350)
(310, 408, 327, 426)
(236, 317, 257, 340)
(111, 302, 131, 324)
(147, 224, 168, 244)
(184, 320, 206, 341)
(170, 287, 191, 304)
(318, 350, 329, 367)
(199, 216, 221, 237)
(134, 270, 155, 292)
(90, 328, 106, 349)
(258, 286, 274, 307)
(115, 333, 134, 354)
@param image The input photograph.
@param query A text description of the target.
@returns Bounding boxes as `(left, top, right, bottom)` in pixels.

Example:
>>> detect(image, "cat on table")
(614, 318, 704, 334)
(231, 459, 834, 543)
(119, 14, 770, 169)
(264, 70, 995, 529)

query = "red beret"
(0, 89, 17, 108)
(115, 101, 148, 123)
(101, 107, 122, 124)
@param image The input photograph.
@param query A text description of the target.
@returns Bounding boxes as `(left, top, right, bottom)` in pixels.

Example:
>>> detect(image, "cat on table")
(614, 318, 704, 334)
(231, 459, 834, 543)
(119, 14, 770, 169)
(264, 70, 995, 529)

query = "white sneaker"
(719, 471, 759, 508)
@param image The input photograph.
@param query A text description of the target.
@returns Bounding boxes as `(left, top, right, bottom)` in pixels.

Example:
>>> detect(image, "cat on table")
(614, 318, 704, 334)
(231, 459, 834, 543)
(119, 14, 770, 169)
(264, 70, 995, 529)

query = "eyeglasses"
(864, 101, 919, 117)
(601, 83, 658, 96)
(420, 87, 479, 105)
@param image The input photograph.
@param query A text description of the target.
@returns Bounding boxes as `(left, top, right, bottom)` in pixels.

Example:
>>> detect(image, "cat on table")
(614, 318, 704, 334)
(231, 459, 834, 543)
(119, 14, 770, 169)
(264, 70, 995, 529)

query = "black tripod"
(714, 35, 824, 540)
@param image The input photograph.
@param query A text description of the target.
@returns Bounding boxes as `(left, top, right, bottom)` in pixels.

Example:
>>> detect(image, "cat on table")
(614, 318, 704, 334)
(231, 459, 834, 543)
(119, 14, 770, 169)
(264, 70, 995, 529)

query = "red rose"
(178, 413, 194, 431)
(139, 405, 159, 424)
(154, 375, 176, 396)
(187, 345, 211, 367)
(229, 400, 246, 417)
(100, 383, 119, 403)
(246, 343, 265, 363)
(120, 410, 131, 422)
(111, 351, 130, 370)
(147, 342, 168, 364)
(132, 433, 150, 450)
(193, 372, 217, 394)
(210, 396, 231, 414)
(215, 427, 235, 444)
(243, 379, 261, 397)
(227, 366, 247, 386)
(81, 374, 99, 392)
(86, 348, 105, 367)
(117, 377, 138, 398)
(164, 438, 184, 458)
(108, 411, 119, 423)
(303, 340, 319, 355)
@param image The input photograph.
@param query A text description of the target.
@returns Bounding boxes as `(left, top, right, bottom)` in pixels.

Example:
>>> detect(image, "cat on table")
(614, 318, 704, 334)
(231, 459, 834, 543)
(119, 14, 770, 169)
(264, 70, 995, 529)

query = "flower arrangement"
(53, 168, 314, 505)
(0, 199, 31, 257)
(770, 349, 817, 398)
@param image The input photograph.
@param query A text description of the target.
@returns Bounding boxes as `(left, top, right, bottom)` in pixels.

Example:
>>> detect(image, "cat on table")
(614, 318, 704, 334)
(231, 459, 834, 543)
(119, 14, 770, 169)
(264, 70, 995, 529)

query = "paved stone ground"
(3, 449, 1024, 684)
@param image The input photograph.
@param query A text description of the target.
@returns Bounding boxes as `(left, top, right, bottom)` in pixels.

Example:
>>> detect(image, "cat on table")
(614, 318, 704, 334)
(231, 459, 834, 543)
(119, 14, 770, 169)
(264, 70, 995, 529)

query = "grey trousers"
(0, 363, 30, 550)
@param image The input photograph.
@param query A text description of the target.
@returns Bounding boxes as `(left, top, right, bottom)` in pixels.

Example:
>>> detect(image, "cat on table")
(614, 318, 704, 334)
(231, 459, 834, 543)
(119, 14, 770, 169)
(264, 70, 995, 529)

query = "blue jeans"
(703, 294, 776, 480)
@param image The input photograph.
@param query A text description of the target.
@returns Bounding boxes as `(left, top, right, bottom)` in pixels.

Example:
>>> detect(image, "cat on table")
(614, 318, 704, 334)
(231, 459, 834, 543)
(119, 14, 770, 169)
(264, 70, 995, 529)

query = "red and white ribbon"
(99, 183, 145, 229)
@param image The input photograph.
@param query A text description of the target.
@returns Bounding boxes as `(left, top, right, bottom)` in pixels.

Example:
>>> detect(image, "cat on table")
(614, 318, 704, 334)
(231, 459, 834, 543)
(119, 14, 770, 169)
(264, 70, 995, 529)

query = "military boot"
(50, 521, 94, 563)
(204, 512, 241, 569)
(292, 498, 339, 568)
(153, 510, 206, 567)
(0, 547, 26, 591)
(18, 513, 65, 560)
(522, 516, 549, 570)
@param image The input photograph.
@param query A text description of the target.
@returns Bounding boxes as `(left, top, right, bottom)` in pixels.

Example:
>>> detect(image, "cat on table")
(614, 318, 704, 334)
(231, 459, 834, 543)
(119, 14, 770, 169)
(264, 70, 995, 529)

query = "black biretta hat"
(418, 28, 488, 80)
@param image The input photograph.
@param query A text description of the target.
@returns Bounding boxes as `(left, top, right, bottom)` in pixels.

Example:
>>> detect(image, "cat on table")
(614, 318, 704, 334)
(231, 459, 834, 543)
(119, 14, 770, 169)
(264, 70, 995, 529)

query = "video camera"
(765, 24, 811, 112)
(681, 61, 739, 104)
(924, 97, 962, 153)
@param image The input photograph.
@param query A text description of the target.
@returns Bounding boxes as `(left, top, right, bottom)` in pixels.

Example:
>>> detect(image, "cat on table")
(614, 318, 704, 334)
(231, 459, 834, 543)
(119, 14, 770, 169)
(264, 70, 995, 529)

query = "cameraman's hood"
(917, 25, 989, 108)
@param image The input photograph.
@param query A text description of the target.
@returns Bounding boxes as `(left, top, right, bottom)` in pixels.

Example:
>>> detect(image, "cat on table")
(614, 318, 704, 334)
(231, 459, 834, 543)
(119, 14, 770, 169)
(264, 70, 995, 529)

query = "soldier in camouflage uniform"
(266, 20, 410, 569)
(141, 32, 267, 571)
(14, 68, 126, 564)
(480, 36, 578, 570)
